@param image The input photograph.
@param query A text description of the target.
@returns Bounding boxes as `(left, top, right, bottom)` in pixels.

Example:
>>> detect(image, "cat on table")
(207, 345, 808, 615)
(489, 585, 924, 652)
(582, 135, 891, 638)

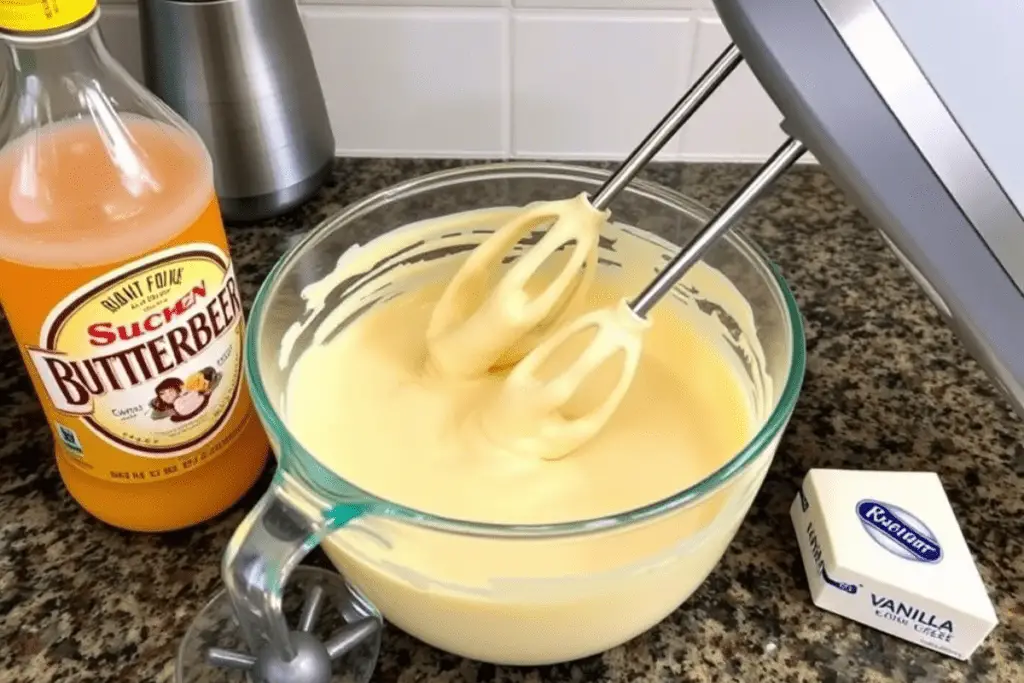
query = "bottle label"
(25, 243, 246, 480)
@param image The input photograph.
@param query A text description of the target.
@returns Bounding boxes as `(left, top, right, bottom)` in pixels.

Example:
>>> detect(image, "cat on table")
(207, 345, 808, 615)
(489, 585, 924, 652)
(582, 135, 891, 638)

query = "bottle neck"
(3, 11, 107, 83)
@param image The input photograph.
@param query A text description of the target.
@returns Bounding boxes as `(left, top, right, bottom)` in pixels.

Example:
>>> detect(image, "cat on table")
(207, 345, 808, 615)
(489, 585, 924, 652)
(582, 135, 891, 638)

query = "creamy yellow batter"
(288, 278, 749, 523)
(280, 204, 778, 664)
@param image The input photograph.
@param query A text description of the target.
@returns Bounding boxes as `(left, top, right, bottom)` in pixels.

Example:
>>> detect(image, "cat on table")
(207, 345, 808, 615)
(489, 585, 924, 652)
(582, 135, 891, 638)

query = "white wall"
(99, 0, 805, 163)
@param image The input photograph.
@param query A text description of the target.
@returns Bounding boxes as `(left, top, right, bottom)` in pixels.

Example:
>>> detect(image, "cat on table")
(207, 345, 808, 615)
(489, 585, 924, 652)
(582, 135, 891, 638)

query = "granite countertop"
(1, 160, 1021, 683)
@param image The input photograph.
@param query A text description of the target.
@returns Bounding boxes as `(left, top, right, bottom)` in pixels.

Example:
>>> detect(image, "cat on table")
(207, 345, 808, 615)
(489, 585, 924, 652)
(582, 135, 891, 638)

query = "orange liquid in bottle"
(0, 116, 269, 531)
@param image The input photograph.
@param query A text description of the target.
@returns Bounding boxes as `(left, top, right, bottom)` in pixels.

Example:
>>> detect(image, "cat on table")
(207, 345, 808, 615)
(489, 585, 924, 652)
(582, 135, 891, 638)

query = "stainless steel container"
(138, 0, 335, 223)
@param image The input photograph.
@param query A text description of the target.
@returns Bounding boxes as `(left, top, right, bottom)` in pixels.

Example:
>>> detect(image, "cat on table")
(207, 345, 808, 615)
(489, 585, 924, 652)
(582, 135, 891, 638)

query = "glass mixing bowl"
(178, 162, 805, 682)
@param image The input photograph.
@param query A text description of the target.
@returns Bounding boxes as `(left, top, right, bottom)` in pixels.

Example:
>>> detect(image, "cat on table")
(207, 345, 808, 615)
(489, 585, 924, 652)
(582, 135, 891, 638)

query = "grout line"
(334, 148, 821, 164)
(673, 11, 704, 158)
(503, 5, 515, 156)
(294, 0, 719, 8)
(508, 7, 701, 21)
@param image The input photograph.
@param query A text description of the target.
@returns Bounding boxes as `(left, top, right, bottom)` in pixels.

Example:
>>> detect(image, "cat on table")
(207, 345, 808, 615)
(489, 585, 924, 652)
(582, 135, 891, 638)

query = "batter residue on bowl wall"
(276, 205, 776, 665)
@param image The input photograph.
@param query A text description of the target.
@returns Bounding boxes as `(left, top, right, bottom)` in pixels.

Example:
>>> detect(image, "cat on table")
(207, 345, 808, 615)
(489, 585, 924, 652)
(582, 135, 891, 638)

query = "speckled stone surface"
(1, 159, 1021, 683)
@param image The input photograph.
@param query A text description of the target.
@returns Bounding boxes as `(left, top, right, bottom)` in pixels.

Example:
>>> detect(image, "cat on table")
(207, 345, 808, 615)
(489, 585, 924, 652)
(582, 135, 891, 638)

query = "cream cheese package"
(791, 469, 997, 660)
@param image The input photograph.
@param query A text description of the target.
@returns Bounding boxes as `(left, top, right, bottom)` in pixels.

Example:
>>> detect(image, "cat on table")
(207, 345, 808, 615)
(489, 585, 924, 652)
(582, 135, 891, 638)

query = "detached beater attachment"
(181, 566, 382, 683)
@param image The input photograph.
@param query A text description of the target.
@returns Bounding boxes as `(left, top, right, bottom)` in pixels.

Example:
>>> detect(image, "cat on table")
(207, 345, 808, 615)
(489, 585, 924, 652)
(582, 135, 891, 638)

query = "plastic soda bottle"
(0, 0, 270, 531)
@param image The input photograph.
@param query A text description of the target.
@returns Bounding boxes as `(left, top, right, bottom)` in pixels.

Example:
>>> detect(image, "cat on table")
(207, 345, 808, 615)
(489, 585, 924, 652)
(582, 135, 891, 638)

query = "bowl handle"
(223, 471, 323, 659)
(218, 468, 381, 682)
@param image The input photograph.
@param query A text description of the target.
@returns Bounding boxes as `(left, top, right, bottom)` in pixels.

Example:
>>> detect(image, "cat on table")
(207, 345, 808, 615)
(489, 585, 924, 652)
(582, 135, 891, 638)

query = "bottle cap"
(0, 0, 97, 34)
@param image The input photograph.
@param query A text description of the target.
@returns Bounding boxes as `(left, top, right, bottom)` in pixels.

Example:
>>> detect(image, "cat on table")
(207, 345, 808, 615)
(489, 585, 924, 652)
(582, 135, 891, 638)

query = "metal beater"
(490, 136, 804, 461)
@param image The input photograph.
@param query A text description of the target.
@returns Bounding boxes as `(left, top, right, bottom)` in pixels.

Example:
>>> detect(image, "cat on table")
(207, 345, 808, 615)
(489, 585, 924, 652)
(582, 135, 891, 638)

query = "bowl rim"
(245, 161, 807, 538)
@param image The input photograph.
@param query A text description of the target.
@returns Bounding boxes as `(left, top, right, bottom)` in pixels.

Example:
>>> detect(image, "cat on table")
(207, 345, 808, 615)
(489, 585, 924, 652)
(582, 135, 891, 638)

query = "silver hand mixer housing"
(715, 0, 1024, 417)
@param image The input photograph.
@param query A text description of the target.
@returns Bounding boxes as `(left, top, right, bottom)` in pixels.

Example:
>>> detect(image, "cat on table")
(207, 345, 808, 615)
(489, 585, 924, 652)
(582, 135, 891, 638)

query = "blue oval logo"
(855, 499, 943, 563)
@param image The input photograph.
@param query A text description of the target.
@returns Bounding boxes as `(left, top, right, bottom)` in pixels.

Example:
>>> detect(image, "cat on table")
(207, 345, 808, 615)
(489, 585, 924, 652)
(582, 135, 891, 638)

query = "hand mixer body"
(713, 0, 1024, 418)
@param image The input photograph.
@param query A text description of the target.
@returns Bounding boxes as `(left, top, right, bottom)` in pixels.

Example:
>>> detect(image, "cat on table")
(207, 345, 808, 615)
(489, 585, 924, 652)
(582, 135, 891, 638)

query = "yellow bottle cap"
(0, 0, 97, 33)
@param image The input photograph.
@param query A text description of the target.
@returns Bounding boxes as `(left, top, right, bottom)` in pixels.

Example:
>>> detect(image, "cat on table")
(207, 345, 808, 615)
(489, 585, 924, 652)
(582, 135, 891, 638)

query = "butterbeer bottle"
(0, 1, 269, 531)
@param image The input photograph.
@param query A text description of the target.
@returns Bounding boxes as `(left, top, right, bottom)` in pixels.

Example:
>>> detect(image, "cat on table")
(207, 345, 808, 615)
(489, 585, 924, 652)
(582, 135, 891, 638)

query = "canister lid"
(0, 0, 96, 33)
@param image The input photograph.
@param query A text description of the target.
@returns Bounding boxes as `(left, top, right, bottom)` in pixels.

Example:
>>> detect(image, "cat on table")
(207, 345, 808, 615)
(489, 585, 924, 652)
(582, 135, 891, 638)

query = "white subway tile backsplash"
(511, 12, 695, 160)
(93, 1, 802, 162)
(305, 0, 506, 6)
(513, 1, 714, 9)
(678, 17, 786, 161)
(303, 8, 508, 156)
(301, 0, 711, 6)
